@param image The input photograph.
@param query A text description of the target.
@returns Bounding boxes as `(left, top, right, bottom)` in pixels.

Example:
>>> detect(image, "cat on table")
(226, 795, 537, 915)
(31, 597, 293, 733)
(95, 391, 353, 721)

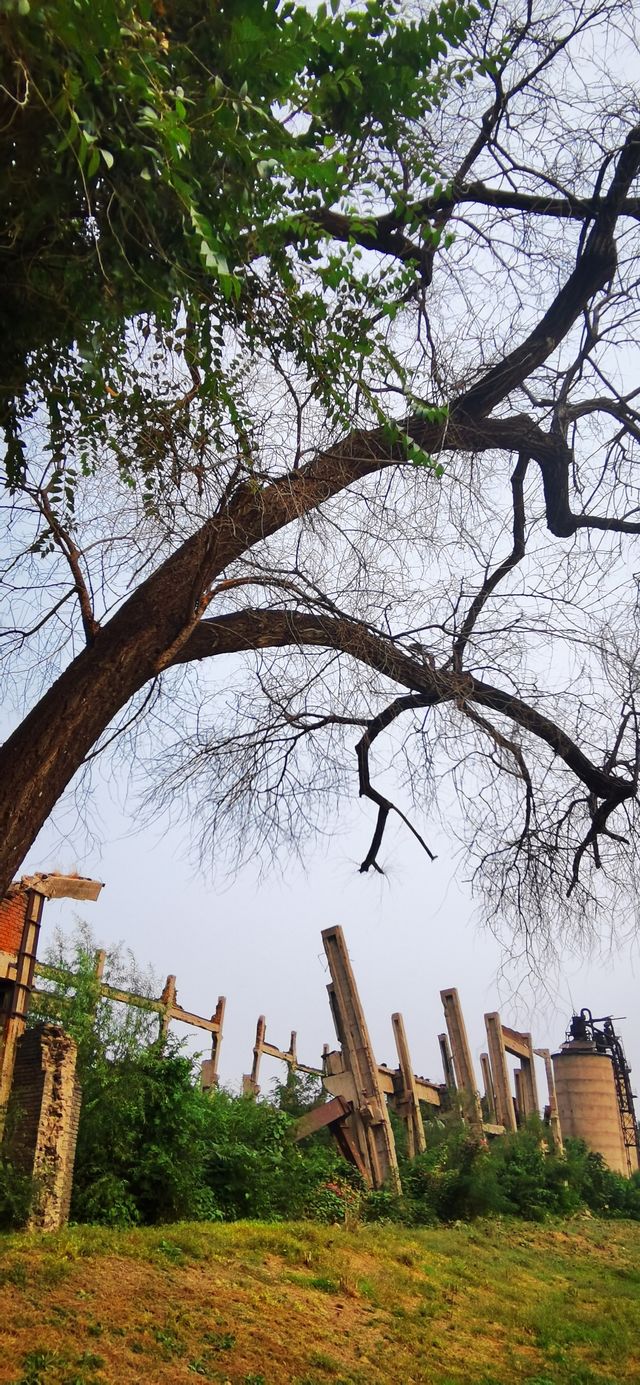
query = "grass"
(0, 1218, 638, 1383)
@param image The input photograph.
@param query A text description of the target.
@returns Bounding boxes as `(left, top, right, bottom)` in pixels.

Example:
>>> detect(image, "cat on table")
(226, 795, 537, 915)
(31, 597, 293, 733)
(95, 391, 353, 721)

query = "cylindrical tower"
(552, 1038, 630, 1176)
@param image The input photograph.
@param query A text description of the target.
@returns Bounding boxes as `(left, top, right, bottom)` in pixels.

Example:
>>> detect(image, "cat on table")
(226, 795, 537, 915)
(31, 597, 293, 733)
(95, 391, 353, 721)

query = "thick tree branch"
(458, 125, 640, 417)
(177, 608, 634, 809)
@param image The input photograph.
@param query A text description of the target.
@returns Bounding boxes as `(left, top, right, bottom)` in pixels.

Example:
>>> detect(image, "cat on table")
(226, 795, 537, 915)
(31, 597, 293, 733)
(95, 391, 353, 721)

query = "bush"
(0, 1147, 34, 1230)
(201, 1087, 342, 1221)
(393, 1117, 640, 1226)
(69, 1033, 344, 1226)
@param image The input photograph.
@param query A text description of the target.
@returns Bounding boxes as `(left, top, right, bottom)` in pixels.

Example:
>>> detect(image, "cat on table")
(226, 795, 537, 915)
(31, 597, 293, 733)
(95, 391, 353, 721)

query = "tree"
(2, 0, 640, 952)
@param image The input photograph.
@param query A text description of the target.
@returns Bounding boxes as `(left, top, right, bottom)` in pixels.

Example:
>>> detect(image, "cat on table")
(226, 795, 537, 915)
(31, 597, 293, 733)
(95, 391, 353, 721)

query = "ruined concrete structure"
(2, 873, 638, 1226)
(286, 929, 637, 1190)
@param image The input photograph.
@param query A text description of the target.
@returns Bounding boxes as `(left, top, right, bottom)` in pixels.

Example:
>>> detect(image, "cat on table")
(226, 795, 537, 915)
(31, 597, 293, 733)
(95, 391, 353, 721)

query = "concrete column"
(158, 974, 177, 1040)
(480, 1052, 497, 1122)
(485, 1012, 517, 1133)
(518, 1041, 540, 1120)
(440, 988, 482, 1131)
(514, 1068, 523, 1125)
(439, 1032, 457, 1090)
(322, 927, 400, 1192)
(535, 1047, 564, 1152)
(201, 995, 226, 1092)
(243, 1015, 266, 1096)
(391, 1012, 426, 1159)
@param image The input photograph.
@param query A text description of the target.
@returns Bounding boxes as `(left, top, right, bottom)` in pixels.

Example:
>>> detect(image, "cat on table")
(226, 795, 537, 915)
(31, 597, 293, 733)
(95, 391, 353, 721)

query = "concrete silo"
(552, 1010, 639, 1177)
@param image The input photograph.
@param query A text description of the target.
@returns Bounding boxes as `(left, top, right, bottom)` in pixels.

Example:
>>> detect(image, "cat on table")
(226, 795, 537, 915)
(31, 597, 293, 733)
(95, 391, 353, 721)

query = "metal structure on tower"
(567, 1009, 640, 1177)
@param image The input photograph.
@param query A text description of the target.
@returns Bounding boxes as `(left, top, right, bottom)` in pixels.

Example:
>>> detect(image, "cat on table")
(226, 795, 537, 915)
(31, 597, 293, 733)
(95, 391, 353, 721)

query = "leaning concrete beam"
(485, 1012, 517, 1133)
(440, 988, 482, 1131)
(322, 926, 400, 1192)
(439, 1032, 457, 1090)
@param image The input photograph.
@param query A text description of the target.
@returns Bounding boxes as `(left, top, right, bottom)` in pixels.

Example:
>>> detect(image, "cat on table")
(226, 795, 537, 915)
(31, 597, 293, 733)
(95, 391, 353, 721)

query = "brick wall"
(0, 889, 27, 957)
(7, 1023, 82, 1231)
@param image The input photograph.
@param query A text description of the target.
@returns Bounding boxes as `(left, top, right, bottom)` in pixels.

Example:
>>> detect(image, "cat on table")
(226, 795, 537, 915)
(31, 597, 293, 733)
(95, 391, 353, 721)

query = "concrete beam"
(440, 988, 483, 1131)
(322, 926, 400, 1192)
(480, 1052, 497, 1122)
(485, 1012, 517, 1133)
(392, 1012, 426, 1158)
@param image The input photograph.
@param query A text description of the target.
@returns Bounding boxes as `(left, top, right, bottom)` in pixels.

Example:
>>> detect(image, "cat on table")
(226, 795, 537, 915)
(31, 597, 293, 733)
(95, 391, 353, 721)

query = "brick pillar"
(7, 1024, 82, 1231)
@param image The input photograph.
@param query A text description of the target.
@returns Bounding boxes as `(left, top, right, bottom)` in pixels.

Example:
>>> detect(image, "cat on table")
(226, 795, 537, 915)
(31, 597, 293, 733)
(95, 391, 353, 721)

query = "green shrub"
(0, 1146, 34, 1230)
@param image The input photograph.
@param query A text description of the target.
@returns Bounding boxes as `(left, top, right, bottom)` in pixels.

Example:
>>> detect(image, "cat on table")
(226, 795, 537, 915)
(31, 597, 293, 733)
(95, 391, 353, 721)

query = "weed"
(154, 1325, 185, 1357)
(0, 1259, 27, 1288)
(187, 1358, 213, 1378)
(154, 1237, 186, 1265)
(13, 1349, 106, 1385)
(308, 1274, 340, 1293)
(308, 1352, 340, 1373)
(15, 1351, 59, 1385)
(201, 1331, 236, 1351)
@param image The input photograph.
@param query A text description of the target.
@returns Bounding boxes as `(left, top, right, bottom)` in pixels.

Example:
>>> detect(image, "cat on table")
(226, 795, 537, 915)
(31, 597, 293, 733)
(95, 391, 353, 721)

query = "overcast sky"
(19, 765, 640, 1114)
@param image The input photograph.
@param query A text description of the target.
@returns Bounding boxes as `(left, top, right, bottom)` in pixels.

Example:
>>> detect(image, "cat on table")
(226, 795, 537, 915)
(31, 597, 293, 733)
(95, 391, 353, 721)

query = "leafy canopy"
(1, 0, 483, 488)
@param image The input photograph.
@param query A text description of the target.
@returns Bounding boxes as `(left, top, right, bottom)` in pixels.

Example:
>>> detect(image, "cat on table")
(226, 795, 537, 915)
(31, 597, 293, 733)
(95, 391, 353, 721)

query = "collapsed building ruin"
(0, 880, 638, 1230)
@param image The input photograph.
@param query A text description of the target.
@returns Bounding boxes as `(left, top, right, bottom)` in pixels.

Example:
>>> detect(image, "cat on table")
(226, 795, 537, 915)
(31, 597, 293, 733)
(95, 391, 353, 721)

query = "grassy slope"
(0, 1219, 639, 1385)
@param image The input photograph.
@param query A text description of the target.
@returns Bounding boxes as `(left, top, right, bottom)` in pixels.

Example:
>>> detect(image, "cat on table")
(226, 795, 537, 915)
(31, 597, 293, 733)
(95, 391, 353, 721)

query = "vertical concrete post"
(391, 1012, 426, 1159)
(514, 1068, 523, 1125)
(322, 927, 400, 1192)
(243, 1015, 266, 1096)
(518, 1038, 540, 1120)
(535, 1047, 564, 1152)
(440, 988, 483, 1131)
(201, 996, 226, 1092)
(439, 1032, 457, 1090)
(480, 1052, 497, 1122)
(485, 1012, 517, 1133)
(158, 974, 177, 1040)
(0, 888, 45, 1127)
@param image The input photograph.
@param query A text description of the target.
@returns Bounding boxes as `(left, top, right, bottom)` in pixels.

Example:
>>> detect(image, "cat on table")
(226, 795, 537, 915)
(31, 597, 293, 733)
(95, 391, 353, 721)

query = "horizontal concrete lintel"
(499, 1025, 532, 1060)
(20, 873, 104, 902)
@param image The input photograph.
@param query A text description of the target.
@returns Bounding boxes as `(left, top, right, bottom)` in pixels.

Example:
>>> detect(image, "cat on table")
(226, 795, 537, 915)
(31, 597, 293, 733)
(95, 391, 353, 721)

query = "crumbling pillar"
(6, 1023, 82, 1231)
